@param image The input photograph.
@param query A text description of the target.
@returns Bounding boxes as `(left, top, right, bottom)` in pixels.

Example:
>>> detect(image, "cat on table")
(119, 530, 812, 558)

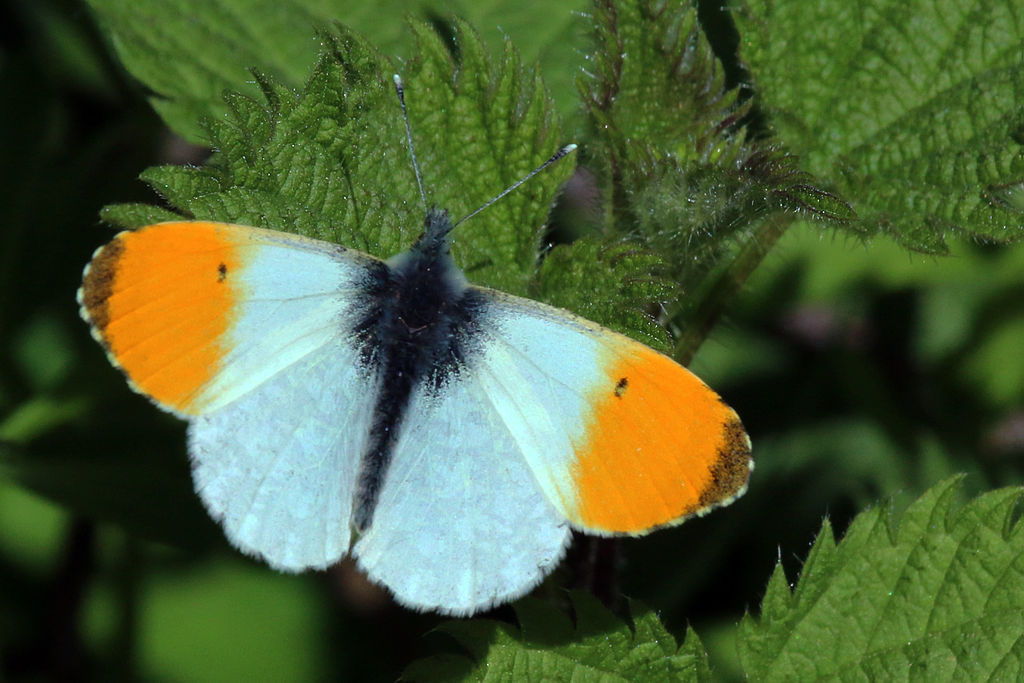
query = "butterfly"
(78, 76, 751, 616)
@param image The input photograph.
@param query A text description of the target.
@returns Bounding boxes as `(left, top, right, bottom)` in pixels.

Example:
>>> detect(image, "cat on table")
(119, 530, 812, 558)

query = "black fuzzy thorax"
(351, 210, 486, 532)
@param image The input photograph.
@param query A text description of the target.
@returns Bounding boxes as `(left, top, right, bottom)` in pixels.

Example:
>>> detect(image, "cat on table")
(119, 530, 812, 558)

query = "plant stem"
(673, 212, 792, 365)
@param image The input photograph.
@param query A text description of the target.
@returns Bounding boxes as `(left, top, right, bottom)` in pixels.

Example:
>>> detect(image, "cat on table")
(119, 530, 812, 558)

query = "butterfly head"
(386, 207, 467, 295)
(415, 208, 456, 256)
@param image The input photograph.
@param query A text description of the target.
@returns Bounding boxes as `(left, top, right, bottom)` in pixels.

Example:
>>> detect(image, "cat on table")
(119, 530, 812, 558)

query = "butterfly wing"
(79, 221, 383, 569)
(473, 288, 753, 532)
(352, 369, 572, 616)
(472, 289, 752, 535)
(353, 288, 750, 615)
(189, 338, 377, 570)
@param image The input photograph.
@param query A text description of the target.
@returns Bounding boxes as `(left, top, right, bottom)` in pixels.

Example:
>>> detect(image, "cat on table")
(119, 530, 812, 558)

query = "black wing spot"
(217, 262, 228, 282)
(614, 377, 629, 398)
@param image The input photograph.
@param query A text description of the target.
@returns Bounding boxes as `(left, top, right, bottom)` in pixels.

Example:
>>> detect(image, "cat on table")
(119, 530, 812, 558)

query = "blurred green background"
(2, 0, 1022, 680)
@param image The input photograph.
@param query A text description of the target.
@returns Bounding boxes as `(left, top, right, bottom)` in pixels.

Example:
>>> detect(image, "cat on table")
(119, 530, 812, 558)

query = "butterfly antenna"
(452, 143, 578, 229)
(393, 74, 428, 212)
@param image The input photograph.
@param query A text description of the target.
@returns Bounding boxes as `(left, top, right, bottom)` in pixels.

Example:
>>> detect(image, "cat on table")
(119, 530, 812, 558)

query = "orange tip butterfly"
(78, 75, 752, 616)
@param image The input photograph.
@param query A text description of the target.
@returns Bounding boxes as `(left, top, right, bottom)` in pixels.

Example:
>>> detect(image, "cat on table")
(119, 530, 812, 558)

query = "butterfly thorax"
(384, 209, 469, 330)
(350, 209, 484, 533)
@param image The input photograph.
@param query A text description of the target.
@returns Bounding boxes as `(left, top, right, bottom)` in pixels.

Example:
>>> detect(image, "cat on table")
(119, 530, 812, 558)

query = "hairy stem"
(674, 212, 792, 365)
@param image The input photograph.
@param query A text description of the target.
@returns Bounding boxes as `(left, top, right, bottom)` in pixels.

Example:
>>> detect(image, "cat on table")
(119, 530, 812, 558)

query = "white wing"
(190, 338, 378, 571)
(180, 224, 383, 571)
(472, 290, 751, 535)
(79, 221, 385, 571)
(353, 370, 572, 616)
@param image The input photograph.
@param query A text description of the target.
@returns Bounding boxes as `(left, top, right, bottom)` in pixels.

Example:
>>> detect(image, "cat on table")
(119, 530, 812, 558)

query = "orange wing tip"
(570, 345, 754, 535)
(590, 418, 753, 538)
(692, 416, 753, 516)
(78, 235, 127, 333)
(78, 224, 241, 417)
(78, 234, 195, 418)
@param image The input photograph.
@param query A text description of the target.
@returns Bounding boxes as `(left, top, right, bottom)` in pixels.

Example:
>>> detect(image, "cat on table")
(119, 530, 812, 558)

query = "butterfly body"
(350, 209, 483, 532)
(79, 208, 751, 615)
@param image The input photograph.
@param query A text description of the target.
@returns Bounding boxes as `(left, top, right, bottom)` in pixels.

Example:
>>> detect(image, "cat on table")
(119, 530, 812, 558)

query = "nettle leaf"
(737, 0, 1024, 253)
(106, 21, 570, 296)
(534, 238, 673, 352)
(400, 20, 568, 292)
(101, 202, 185, 228)
(86, 0, 587, 141)
(579, 0, 852, 345)
(86, 0, 331, 142)
(403, 592, 712, 682)
(737, 477, 1024, 679)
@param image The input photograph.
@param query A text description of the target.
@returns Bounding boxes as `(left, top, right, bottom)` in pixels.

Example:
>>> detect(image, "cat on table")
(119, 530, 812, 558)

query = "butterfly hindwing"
(353, 368, 572, 615)
(189, 338, 380, 571)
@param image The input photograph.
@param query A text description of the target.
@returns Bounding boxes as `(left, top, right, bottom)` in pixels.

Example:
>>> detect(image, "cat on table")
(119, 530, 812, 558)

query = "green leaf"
(403, 592, 711, 682)
(0, 398, 90, 445)
(578, 0, 852, 359)
(100, 202, 186, 229)
(737, 0, 1024, 253)
(737, 477, 1024, 679)
(85, 0, 588, 141)
(534, 237, 674, 351)
(105, 21, 570, 295)
(86, 0, 330, 142)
